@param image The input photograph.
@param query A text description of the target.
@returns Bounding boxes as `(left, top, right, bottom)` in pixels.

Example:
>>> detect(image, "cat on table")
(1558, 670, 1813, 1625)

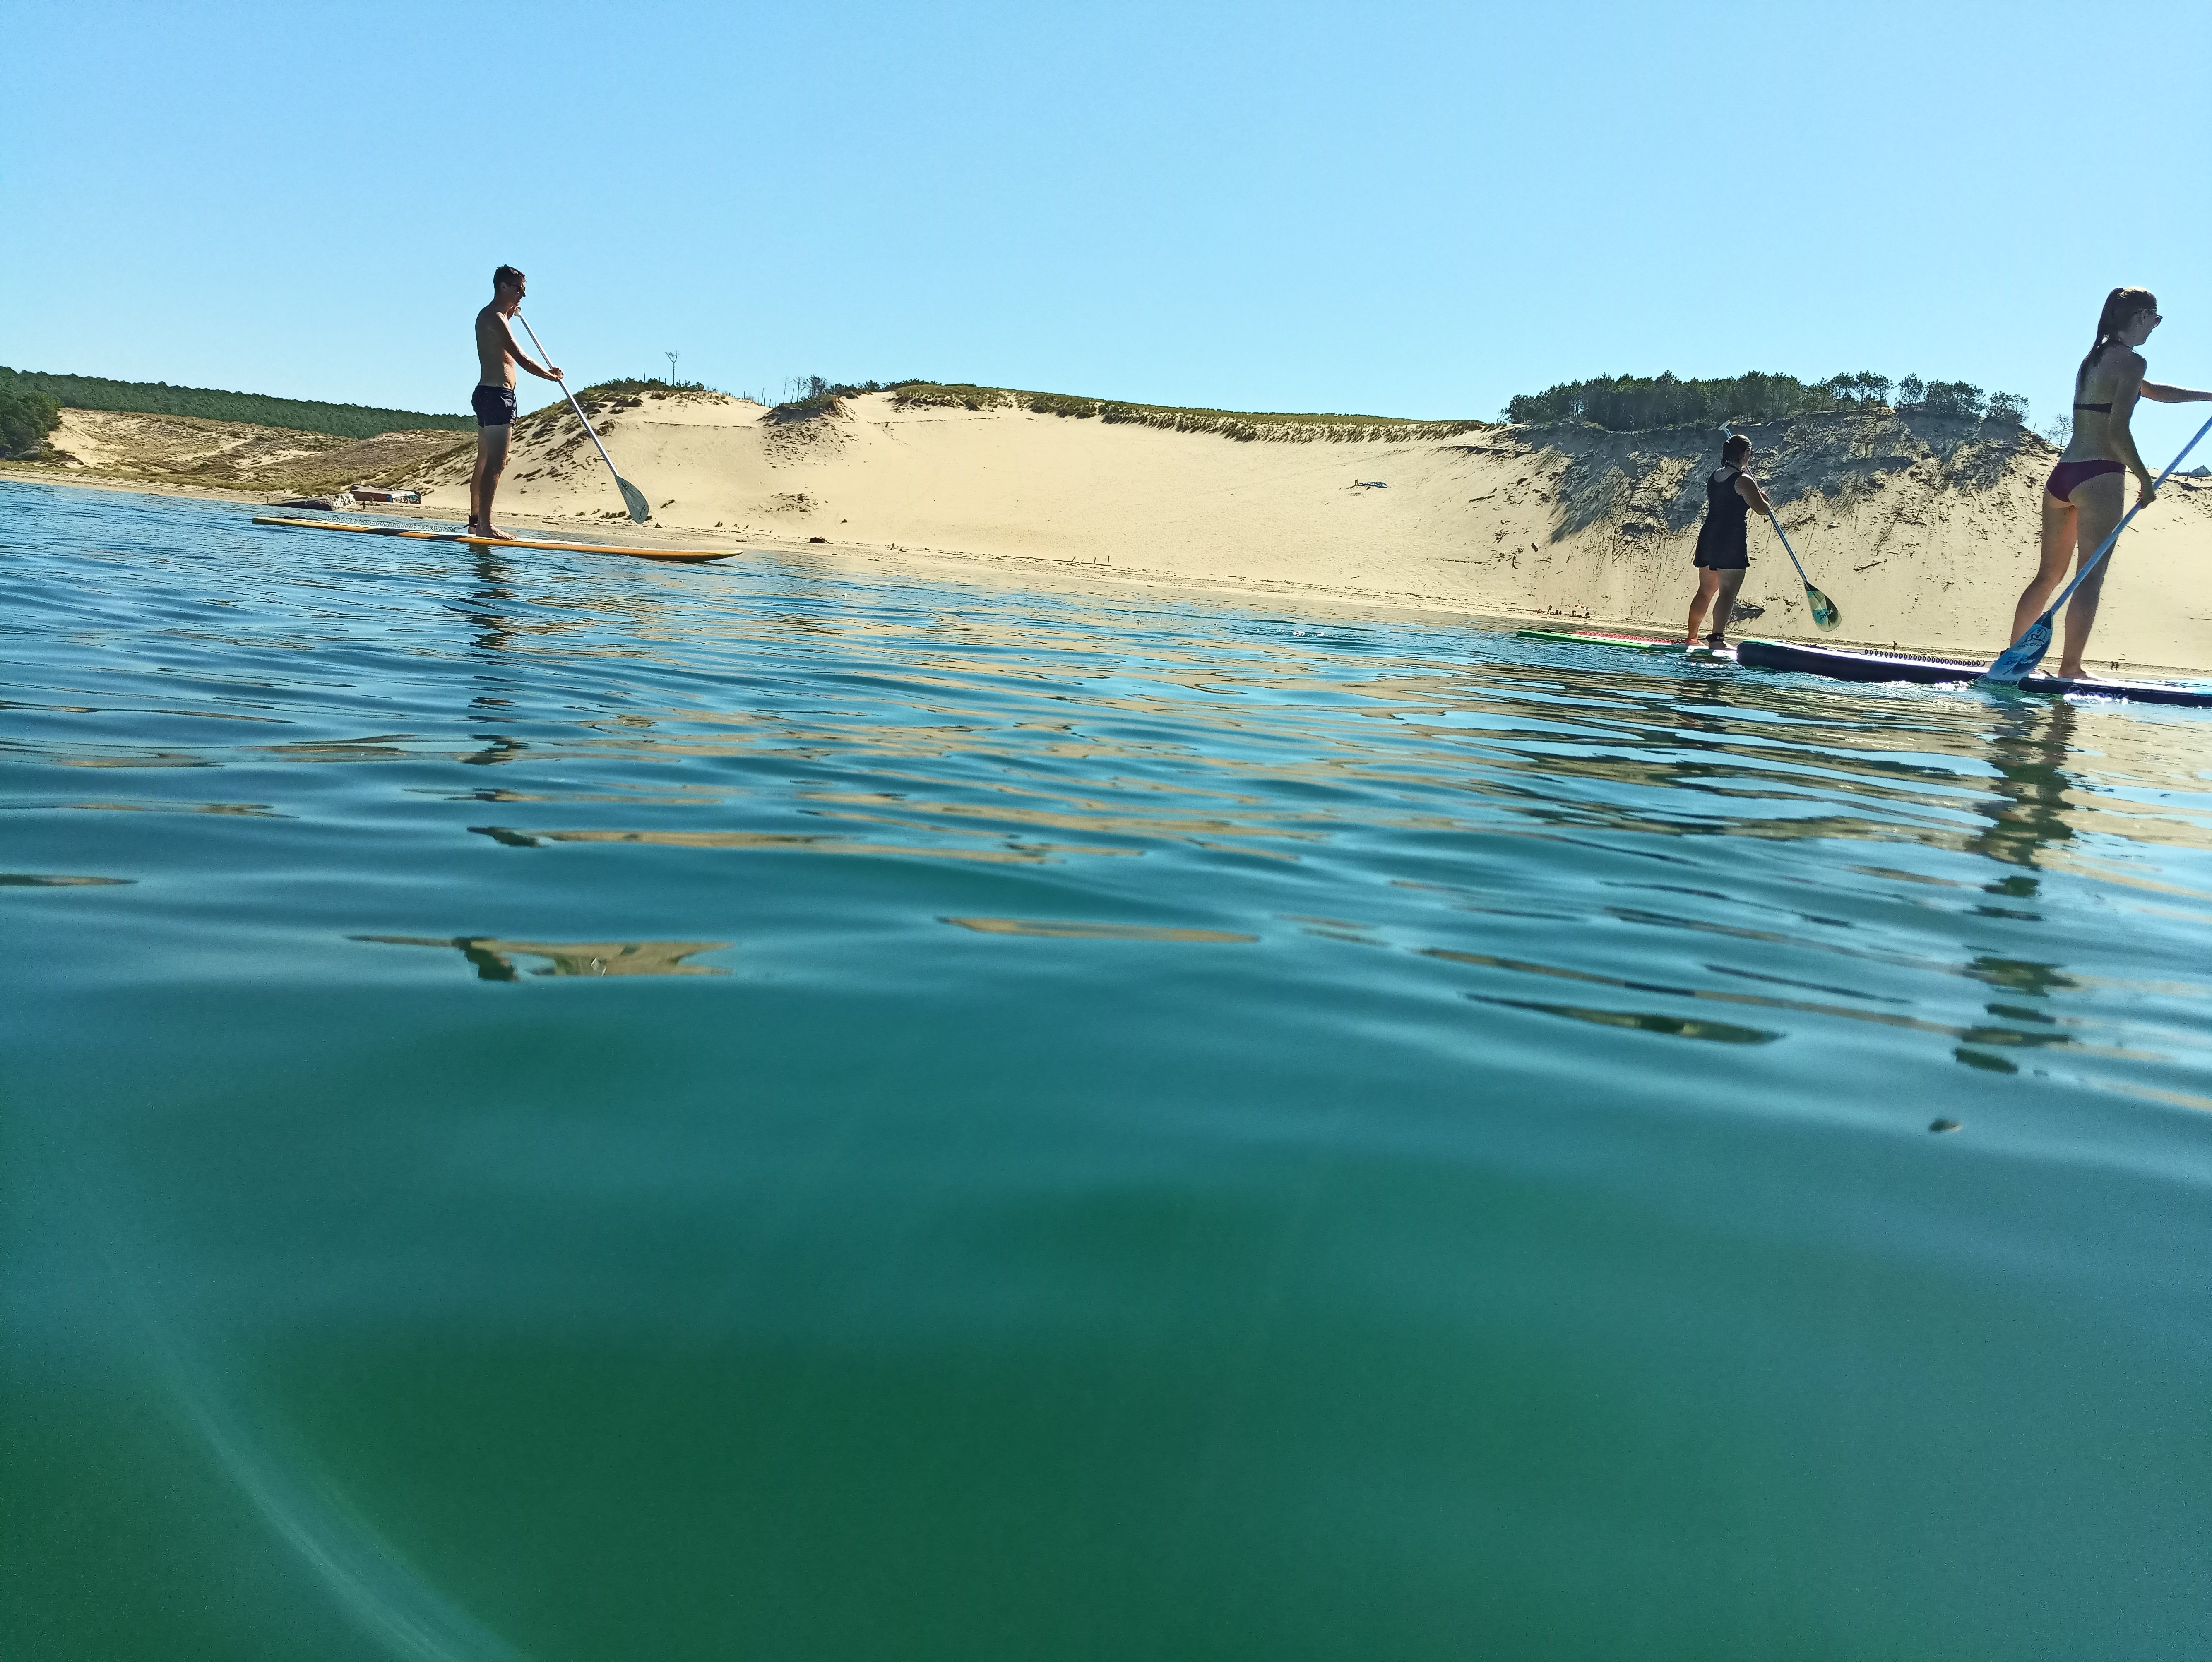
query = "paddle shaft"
(512, 314, 628, 491)
(2033, 413, 2212, 625)
(1767, 514, 1817, 592)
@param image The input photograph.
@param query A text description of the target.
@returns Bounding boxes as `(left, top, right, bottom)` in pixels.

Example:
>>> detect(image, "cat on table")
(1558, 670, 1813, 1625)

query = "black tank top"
(1697, 466, 1750, 557)
(1704, 466, 1749, 531)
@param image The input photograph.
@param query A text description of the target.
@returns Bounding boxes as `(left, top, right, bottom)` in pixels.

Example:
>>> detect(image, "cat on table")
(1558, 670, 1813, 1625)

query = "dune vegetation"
(1505, 370, 2028, 432)
(0, 372, 62, 459)
(747, 377, 1489, 444)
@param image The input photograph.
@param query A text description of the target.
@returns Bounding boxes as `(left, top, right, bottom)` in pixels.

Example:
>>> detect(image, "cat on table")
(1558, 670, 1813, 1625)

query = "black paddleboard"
(1737, 639, 2212, 709)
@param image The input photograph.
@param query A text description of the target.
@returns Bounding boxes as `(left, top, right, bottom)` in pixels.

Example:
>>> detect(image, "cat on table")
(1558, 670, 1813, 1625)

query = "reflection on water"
(471, 825, 1137, 862)
(1970, 697, 2077, 879)
(941, 916, 1258, 942)
(0, 798, 286, 815)
(8, 481, 2212, 1658)
(353, 936, 732, 980)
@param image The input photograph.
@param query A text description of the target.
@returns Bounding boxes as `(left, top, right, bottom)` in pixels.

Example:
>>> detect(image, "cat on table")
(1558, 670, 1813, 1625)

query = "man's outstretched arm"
(499, 317, 563, 381)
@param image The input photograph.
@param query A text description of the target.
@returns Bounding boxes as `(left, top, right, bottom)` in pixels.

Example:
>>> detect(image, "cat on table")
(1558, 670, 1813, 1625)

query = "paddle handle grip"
(513, 314, 625, 484)
(2039, 413, 2212, 622)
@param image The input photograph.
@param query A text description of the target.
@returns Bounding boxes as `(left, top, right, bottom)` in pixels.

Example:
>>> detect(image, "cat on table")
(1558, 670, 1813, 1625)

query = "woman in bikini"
(1684, 432, 1774, 649)
(2009, 287, 2212, 677)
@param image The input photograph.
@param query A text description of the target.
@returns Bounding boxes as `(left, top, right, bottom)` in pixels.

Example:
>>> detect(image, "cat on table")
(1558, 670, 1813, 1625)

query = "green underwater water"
(5, 482, 2212, 1659)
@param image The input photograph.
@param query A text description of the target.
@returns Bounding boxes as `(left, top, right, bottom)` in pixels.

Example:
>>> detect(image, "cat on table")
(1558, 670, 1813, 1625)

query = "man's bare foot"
(465, 521, 517, 541)
(2054, 661, 2085, 681)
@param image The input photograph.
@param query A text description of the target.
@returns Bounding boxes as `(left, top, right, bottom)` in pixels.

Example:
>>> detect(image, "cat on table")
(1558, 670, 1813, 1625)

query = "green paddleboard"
(1515, 629, 1687, 653)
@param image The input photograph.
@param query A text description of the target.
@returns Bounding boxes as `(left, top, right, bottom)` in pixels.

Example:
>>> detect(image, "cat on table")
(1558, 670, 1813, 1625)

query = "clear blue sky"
(4, 0, 2206, 454)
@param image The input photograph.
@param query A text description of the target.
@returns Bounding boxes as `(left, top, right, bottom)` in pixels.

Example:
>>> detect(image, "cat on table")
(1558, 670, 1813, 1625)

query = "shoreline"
(0, 463, 1580, 627)
(6, 463, 2205, 680)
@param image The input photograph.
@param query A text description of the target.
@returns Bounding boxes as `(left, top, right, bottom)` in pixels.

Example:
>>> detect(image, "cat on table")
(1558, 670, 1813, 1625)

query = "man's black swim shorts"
(472, 385, 517, 428)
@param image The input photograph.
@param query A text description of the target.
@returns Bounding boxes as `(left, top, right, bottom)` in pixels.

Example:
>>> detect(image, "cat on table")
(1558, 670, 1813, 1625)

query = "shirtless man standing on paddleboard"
(469, 266, 563, 540)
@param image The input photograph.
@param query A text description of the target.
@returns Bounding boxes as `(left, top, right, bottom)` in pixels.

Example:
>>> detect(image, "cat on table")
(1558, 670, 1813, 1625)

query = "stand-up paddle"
(513, 315, 652, 524)
(1981, 413, 2212, 684)
(1769, 515, 1840, 631)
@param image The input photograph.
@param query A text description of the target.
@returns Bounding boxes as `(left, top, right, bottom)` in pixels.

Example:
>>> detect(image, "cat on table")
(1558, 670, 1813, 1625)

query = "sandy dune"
(33, 408, 470, 494)
(9, 388, 2208, 674)
(400, 388, 2212, 674)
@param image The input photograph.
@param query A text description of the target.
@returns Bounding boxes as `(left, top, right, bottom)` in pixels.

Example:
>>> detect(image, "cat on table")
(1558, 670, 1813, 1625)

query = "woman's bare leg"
(2009, 492, 2076, 643)
(2056, 474, 2126, 678)
(1707, 570, 1746, 644)
(2056, 569, 2111, 679)
(1685, 569, 1721, 644)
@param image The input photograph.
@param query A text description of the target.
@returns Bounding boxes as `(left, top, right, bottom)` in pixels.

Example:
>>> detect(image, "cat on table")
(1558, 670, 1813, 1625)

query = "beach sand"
(408, 388, 2212, 674)
(12, 391, 2211, 673)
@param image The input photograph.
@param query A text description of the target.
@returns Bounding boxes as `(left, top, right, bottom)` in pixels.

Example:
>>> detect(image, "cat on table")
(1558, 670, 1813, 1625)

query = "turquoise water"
(6, 480, 2212, 1660)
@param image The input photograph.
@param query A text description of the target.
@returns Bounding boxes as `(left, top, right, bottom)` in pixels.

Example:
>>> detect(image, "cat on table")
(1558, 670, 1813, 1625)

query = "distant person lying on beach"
(470, 265, 563, 540)
(2008, 286, 2211, 678)
(1684, 432, 1772, 648)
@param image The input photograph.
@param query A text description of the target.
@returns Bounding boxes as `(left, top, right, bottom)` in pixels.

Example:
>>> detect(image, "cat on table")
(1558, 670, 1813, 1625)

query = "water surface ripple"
(7, 483, 2212, 1659)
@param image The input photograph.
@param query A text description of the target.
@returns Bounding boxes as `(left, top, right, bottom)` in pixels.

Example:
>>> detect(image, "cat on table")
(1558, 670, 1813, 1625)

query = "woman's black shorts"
(1693, 524, 1748, 570)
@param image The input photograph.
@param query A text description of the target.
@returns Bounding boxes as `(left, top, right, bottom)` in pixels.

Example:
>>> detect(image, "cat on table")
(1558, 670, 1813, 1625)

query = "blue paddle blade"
(1981, 619, 2051, 685)
(1806, 584, 1840, 631)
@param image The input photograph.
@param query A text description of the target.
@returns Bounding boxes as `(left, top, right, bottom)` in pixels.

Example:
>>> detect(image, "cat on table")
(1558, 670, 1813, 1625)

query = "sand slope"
(31, 408, 470, 493)
(8, 389, 2208, 672)
(402, 389, 2212, 673)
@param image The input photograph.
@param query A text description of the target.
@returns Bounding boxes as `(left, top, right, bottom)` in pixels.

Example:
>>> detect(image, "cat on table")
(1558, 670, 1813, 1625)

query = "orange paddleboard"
(251, 516, 741, 563)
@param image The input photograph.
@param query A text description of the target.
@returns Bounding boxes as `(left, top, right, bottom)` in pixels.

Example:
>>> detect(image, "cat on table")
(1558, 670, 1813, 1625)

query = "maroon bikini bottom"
(2046, 458, 2124, 501)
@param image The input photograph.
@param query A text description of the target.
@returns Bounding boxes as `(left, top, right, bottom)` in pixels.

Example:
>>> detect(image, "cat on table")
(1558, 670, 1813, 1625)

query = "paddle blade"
(1981, 619, 2051, 685)
(1806, 584, 1841, 631)
(617, 476, 652, 523)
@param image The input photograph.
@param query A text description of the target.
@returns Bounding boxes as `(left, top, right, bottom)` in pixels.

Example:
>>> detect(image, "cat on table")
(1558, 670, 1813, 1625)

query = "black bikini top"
(2075, 401, 2112, 413)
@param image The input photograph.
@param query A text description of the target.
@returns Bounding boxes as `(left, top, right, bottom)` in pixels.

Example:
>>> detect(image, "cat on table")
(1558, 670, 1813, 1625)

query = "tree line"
(1504, 371, 2028, 431)
(0, 370, 62, 459)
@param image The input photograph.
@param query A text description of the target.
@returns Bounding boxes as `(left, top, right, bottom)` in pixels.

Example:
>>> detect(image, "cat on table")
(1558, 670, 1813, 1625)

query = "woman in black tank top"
(1685, 433, 1774, 648)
